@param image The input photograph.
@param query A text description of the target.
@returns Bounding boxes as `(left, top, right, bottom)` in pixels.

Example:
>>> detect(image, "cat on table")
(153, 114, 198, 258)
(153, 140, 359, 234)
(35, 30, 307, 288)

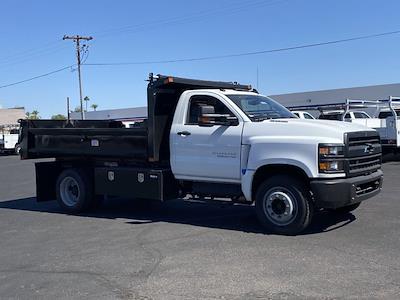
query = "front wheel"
(255, 175, 313, 235)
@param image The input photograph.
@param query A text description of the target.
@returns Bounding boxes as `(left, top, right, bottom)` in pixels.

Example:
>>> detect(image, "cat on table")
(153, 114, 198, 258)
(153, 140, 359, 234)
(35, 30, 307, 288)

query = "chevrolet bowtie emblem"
(364, 143, 374, 153)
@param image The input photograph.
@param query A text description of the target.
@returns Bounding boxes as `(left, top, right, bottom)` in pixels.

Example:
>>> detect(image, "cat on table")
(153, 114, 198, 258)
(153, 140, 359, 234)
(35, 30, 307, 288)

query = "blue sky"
(1, 0, 400, 117)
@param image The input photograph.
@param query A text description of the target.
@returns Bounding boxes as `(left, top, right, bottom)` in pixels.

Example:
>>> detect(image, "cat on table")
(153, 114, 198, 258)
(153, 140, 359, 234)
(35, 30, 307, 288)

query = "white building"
(269, 83, 400, 108)
(0, 107, 25, 133)
(70, 106, 147, 127)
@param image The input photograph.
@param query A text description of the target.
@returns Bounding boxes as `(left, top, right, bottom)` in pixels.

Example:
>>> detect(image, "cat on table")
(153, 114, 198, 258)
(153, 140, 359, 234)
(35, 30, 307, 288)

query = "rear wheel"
(255, 175, 313, 235)
(15, 144, 21, 155)
(56, 169, 94, 213)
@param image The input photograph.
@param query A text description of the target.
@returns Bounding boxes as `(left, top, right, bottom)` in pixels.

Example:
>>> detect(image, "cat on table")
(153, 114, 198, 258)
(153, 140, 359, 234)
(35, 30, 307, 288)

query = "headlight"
(319, 144, 345, 173)
(319, 145, 344, 156)
(319, 160, 344, 172)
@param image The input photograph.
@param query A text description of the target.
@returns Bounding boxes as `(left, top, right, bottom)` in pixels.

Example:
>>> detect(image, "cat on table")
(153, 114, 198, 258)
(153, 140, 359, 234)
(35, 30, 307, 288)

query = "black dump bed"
(19, 119, 148, 160)
(20, 74, 253, 163)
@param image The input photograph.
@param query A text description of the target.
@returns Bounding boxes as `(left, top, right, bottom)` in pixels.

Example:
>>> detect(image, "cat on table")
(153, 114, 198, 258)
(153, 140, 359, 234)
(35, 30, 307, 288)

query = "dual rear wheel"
(56, 169, 101, 213)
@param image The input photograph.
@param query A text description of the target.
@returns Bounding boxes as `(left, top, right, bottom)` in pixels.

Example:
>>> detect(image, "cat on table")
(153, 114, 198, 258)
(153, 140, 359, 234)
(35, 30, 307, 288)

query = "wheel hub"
(68, 185, 79, 197)
(60, 176, 80, 207)
(264, 190, 296, 226)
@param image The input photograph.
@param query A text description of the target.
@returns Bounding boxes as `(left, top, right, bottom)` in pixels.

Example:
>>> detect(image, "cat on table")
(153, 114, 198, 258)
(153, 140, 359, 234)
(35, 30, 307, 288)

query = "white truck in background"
(345, 97, 400, 150)
(289, 97, 400, 152)
(318, 110, 371, 121)
(291, 110, 315, 119)
(0, 128, 20, 154)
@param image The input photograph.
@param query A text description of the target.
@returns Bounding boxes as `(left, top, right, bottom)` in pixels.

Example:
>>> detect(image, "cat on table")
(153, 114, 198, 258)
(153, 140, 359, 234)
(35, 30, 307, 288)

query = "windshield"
(319, 113, 343, 120)
(226, 94, 295, 121)
(379, 110, 400, 118)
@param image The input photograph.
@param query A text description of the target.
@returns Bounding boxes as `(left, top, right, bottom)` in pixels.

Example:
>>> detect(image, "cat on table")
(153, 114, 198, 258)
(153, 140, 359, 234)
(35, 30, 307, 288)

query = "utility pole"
(63, 35, 93, 120)
(67, 97, 70, 121)
(256, 66, 259, 90)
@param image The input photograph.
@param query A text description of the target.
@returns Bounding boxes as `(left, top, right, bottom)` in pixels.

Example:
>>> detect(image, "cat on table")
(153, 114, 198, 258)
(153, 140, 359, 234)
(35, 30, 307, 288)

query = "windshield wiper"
(249, 113, 272, 121)
(249, 112, 283, 121)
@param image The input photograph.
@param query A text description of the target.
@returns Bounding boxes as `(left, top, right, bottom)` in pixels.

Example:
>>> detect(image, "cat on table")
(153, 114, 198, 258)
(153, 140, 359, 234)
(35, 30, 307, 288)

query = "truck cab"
(319, 110, 371, 121)
(291, 110, 315, 119)
(19, 74, 383, 235)
(1, 128, 20, 154)
(377, 108, 400, 119)
(166, 87, 382, 233)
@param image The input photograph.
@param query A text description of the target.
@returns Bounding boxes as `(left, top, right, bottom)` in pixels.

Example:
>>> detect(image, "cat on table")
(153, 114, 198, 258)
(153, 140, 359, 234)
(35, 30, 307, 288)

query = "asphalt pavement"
(0, 155, 399, 299)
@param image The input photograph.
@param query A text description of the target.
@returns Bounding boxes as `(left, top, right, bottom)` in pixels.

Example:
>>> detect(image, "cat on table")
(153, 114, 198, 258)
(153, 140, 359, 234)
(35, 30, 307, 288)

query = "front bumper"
(310, 170, 383, 209)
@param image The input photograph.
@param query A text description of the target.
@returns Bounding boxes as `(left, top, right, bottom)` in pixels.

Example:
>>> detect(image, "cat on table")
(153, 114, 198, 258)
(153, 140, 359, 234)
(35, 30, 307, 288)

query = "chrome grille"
(345, 132, 382, 177)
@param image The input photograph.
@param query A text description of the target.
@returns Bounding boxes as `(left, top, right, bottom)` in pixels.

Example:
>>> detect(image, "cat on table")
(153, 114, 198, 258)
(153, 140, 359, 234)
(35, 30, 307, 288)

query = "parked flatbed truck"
(19, 74, 383, 234)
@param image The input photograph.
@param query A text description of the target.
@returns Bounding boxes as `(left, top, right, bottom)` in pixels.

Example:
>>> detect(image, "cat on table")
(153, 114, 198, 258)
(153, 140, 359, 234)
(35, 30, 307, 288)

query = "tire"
(332, 202, 361, 214)
(15, 144, 21, 155)
(56, 168, 94, 213)
(255, 175, 313, 235)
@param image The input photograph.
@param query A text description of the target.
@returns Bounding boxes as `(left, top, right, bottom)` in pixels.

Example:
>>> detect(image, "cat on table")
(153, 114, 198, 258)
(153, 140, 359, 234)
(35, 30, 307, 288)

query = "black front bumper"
(310, 170, 383, 209)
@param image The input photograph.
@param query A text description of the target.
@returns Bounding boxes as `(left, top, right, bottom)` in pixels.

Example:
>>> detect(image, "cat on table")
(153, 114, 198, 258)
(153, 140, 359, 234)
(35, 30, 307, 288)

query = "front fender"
(246, 142, 318, 177)
(240, 160, 312, 202)
(250, 158, 314, 177)
(240, 142, 318, 201)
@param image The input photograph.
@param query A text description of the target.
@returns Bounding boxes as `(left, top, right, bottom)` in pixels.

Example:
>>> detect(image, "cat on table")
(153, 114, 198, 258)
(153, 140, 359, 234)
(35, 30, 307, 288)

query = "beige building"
(0, 107, 25, 133)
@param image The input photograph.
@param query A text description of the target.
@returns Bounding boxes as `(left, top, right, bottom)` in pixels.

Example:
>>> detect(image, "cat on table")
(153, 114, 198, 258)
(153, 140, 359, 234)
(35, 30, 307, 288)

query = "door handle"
(177, 131, 191, 136)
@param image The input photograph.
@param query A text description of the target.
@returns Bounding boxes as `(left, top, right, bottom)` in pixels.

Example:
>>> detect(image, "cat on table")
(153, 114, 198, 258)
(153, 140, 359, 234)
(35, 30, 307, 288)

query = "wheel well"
(36, 161, 93, 202)
(251, 164, 310, 201)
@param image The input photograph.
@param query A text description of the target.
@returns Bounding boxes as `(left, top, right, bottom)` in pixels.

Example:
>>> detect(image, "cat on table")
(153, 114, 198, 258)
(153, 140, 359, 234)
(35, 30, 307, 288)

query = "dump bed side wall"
(20, 119, 148, 160)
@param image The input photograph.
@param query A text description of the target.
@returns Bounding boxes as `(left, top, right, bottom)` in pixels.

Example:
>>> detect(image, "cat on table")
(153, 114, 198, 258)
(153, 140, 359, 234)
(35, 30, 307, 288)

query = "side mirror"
(198, 105, 239, 126)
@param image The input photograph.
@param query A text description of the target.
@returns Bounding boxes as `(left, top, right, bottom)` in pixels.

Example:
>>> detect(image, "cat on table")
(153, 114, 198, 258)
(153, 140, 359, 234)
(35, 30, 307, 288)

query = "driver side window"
(187, 95, 234, 125)
(304, 113, 314, 119)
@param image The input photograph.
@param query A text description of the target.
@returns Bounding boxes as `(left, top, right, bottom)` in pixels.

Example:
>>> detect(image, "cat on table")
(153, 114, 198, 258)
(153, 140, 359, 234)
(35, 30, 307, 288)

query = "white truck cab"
(170, 88, 382, 234)
(291, 110, 315, 119)
(377, 108, 400, 119)
(345, 98, 400, 149)
(0, 129, 20, 154)
(319, 110, 371, 121)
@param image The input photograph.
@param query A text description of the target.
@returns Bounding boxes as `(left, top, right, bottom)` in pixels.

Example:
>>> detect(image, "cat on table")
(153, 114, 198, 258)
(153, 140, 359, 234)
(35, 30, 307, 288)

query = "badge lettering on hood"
(212, 151, 237, 158)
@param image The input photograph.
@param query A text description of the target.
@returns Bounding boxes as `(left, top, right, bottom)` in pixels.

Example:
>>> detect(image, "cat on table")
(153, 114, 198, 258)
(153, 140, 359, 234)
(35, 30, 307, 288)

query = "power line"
(84, 30, 400, 66)
(0, 0, 284, 68)
(91, 0, 286, 39)
(0, 65, 74, 89)
(0, 44, 70, 70)
(0, 40, 63, 63)
(1, 29, 399, 90)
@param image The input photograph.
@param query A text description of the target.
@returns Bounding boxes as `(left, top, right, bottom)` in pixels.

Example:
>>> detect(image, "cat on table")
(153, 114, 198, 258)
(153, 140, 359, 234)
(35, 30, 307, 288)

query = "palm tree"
(30, 110, 40, 119)
(84, 96, 90, 112)
(91, 103, 98, 111)
(51, 114, 67, 120)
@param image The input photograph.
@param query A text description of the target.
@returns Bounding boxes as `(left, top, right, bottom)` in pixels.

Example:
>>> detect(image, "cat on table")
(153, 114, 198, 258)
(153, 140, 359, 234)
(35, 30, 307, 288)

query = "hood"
(242, 118, 375, 144)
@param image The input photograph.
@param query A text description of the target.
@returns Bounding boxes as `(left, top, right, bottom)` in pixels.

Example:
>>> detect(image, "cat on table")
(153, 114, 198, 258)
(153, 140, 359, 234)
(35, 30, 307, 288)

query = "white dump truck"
(19, 74, 383, 234)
